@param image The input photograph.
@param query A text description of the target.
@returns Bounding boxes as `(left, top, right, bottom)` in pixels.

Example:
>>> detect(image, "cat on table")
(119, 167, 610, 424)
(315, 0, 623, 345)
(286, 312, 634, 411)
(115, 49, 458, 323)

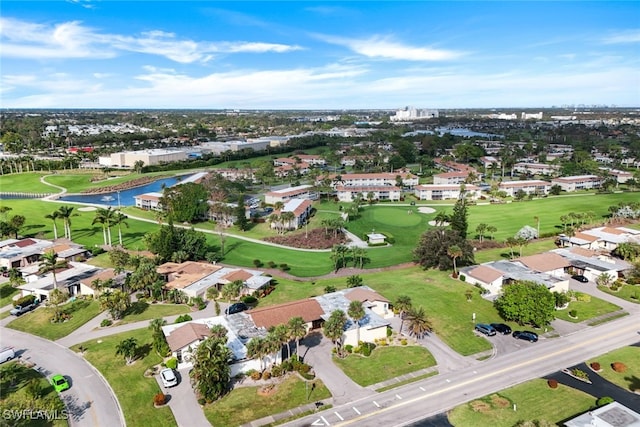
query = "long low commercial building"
(414, 184, 480, 201)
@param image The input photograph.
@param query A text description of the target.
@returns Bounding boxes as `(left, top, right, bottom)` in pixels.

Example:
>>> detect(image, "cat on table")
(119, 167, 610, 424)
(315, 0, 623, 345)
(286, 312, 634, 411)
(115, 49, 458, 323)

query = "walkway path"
(39, 174, 67, 200)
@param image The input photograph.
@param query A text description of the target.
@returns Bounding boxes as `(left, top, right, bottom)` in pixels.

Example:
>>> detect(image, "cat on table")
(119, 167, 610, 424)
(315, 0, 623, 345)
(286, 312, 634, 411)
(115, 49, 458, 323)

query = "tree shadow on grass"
(624, 375, 640, 392)
(135, 343, 152, 361)
(124, 301, 149, 316)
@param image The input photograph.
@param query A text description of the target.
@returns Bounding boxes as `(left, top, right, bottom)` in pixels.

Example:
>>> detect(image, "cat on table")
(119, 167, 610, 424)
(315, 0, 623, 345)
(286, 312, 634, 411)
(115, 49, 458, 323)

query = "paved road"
(0, 328, 124, 427)
(282, 312, 640, 427)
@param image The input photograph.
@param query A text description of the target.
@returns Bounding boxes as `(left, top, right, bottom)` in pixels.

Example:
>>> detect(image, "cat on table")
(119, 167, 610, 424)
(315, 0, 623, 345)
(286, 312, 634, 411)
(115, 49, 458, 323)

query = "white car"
(160, 368, 178, 388)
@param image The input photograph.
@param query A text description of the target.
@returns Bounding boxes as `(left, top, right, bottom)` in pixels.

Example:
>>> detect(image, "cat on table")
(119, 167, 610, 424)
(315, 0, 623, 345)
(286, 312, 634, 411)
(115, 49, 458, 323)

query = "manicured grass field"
(447, 379, 595, 426)
(466, 192, 640, 241)
(0, 362, 67, 427)
(116, 301, 191, 325)
(71, 329, 176, 427)
(473, 239, 558, 264)
(0, 172, 54, 193)
(587, 345, 640, 392)
(597, 285, 640, 305)
(6, 299, 102, 340)
(553, 294, 621, 323)
(332, 346, 436, 387)
(264, 267, 496, 356)
(0, 283, 20, 307)
(203, 374, 331, 426)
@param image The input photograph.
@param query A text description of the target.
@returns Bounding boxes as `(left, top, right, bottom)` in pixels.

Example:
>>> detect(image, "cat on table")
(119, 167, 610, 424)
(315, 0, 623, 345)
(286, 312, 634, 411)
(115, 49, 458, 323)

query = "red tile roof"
(249, 299, 324, 329)
(166, 323, 212, 352)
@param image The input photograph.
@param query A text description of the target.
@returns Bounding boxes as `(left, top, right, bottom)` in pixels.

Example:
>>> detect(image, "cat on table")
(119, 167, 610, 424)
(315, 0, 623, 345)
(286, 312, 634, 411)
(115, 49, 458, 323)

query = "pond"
(58, 175, 192, 207)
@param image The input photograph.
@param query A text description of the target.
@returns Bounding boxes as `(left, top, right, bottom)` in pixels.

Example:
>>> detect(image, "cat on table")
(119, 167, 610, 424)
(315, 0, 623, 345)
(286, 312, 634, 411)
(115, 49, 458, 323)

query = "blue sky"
(1, 1, 638, 109)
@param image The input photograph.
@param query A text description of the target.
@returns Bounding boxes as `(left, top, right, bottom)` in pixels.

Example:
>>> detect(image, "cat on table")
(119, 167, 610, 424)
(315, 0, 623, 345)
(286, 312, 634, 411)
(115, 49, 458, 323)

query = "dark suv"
(490, 323, 512, 335)
(474, 323, 496, 336)
(225, 302, 248, 315)
(512, 331, 538, 342)
(571, 275, 588, 283)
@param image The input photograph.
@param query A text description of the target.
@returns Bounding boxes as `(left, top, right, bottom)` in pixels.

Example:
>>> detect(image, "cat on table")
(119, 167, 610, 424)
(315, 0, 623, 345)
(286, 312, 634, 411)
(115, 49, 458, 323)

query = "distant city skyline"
(1, 1, 638, 109)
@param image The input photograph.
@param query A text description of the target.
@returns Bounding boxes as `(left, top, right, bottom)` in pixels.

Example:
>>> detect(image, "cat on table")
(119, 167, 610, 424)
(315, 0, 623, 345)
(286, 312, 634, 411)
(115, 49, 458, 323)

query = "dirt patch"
(491, 395, 510, 408)
(257, 383, 277, 396)
(263, 228, 347, 249)
(470, 400, 491, 413)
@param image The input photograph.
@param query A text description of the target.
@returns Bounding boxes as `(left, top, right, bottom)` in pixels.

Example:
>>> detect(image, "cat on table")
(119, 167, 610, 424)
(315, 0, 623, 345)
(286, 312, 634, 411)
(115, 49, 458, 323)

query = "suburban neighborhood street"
(282, 312, 640, 427)
(0, 328, 124, 427)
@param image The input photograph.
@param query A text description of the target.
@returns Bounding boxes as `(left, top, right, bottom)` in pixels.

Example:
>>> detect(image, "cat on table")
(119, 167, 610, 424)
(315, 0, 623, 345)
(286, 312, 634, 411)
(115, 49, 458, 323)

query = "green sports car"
(50, 374, 70, 392)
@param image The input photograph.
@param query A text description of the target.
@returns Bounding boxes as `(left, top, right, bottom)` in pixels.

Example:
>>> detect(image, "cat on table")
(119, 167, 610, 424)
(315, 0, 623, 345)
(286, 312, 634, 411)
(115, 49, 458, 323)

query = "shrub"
(253, 259, 262, 268)
(135, 293, 145, 299)
(597, 396, 614, 407)
(261, 371, 271, 380)
(547, 379, 558, 389)
(612, 362, 627, 373)
(344, 344, 353, 354)
(386, 326, 393, 337)
(214, 301, 220, 316)
(100, 319, 113, 327)
(571, 369, 589, 381)
(165, 358, 178, 369)
(569, 310, 577, 318)
(197, 398, 206, 406)
(296, 363, 311, 374)
(361, 342, 376, 357)
(279, 263, 289, 271)
(590, 362, 601, 371)
(242, 295, 258, 305)
(153, 393, 166, 406)
(401, 339, 408, 346)
(175, 314, 192, 323)
(575, 293, 591, 302)
(250, 370, 261, 381)
(267, 261, 276, 268)
(459, 274, 466, 282)
(324, 285, 336, 294)
(271, 365, 284, 377)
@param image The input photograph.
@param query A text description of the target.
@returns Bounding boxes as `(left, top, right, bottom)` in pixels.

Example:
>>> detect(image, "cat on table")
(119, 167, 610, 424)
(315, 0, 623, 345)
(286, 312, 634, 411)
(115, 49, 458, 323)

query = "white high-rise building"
(390, 106, 439, 121)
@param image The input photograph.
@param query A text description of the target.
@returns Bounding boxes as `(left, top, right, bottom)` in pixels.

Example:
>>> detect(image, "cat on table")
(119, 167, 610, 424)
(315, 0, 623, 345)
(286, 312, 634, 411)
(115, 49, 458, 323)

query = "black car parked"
(512, 331, 538, 342)
(490, 323, 512, 335)
(225, 302, 248, 315)
(571, 275, 589, 283)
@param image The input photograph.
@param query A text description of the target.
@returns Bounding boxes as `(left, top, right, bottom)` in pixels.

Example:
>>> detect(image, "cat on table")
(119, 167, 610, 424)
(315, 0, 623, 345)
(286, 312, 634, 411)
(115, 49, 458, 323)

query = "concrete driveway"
(0, 328, 124, 427)
(155, 368, 211, 427)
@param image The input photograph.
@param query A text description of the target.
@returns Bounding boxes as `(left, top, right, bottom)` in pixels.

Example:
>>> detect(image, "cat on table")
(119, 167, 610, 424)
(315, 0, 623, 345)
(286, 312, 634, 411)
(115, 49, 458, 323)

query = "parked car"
(474, 323, 497, 336)
(512, 331, 538, 342)
(225, 302, 248, 315)
(571, 275, 588, 283)
(490, 323, 512, 335)
(50, 374, 70, 392)
(160, 368, 178, 388)
(9, 303, 36, 316)
(0, 347, 15, 364)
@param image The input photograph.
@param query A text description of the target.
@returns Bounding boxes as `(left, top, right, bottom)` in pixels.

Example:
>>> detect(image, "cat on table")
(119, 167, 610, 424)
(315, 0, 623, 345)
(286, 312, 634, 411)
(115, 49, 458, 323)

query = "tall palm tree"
(287, 317, 307, 356)
(394, 295, 412, 334)
(246, 337, 265, 371)
(323, 309, 347, 356)
(112, 212, 129, 246)
(44, 211, 60, 240)
(447, 245, 463, 276)
(405, 306, 432, 339)
(38, 250, 67, 290)
(271, 323, 290, 360)
(280, 211, 296, 231)
(92, 207, 116, 246)
(115, 337, 138, 365)
(56, 206, 75, 240)
(347, 300, 366, 344)
(191, 336, 232, 401)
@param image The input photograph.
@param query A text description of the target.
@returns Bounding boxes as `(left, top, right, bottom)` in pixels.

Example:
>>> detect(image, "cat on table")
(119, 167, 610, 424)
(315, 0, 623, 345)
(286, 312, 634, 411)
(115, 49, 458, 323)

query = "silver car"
(160, 368, 178, 388)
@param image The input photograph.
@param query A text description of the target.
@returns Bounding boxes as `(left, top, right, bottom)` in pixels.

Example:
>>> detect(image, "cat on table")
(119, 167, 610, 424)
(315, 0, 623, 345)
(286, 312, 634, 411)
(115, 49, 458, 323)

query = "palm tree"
(271, 323, 290, 360)
(190, 336, 232, 401)
(475, 223, 488, 242)
(115, 337, 138, 365)
(486, 225, 497, 240)
(112, 212, 129, 246)
(149, 318, 169, 356)
(44, 211, 60, 240)
(280, 211, 296, 231)
(56, 206, 75, 240)
(38, 250, 67, 290)
(447, 245, 463, 276)
(505, 237, 518, 259)
(394, 295, 412, 334)
(287, 317, 307, 356)
(221, 280, 244, 312)
(323, 309, 347, 357)
(246, 337, 266, 371)
(347, 300, 366, 344)
(92, 207, 116, 246)
(405, 306, 432, 339)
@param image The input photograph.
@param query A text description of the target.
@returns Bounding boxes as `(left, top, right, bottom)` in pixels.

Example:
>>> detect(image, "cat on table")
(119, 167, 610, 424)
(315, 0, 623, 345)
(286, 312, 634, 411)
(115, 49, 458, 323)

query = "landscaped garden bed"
(588, 346, 640, 393)
(263, 228, 347, 249)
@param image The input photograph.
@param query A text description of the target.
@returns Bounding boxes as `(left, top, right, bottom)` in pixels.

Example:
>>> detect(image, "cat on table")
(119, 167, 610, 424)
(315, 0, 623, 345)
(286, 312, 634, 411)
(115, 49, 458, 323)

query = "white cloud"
(316, 34, 463, 61)
(0, 17, 302, 63)
(601, 30, 640, 44)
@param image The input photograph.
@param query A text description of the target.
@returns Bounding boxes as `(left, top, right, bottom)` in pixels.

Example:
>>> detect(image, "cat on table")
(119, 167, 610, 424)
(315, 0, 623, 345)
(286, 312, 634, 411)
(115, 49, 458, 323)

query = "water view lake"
(59, 175, 191, 207)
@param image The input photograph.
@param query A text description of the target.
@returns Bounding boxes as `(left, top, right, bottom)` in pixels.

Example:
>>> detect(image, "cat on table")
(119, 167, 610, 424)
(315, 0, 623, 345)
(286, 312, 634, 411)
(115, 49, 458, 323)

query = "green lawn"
(6, 299, 102, 340)
(203, 374, 331, 426)
(474, 239, 558, 264)
(71, 329, 176, 427)
(588, 345, 640, 392)
(0, 172, 54, 193)
(553, 294, 621, 323)
(0, 362, 67, 427)
(597, 285, 640, 305)
(116, 301, 191, 325)
(0, 283, 20, 307)
(263, 267, 497, 356)
(333, 346, 436, 387)
(447, 379, 595, 427)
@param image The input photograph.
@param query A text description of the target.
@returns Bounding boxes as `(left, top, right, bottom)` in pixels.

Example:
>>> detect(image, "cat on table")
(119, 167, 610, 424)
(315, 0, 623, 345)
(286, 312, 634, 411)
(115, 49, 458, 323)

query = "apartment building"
(414, 184, 481, 201)
(499, 180, 551, 197)
(264, 185, 318, 205)
(551, 175, 603, 192)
